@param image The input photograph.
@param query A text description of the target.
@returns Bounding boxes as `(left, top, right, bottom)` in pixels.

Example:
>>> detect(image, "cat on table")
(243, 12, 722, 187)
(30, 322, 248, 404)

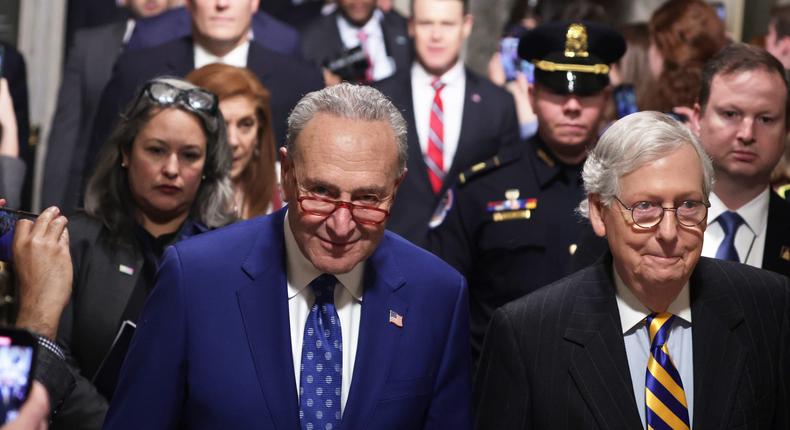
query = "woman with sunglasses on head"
(186, 64, 281, 219)
(35, 76, 235, 429)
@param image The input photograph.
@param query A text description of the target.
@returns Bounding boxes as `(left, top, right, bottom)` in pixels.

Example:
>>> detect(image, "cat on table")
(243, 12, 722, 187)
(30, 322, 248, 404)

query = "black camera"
(324, 46, 370, 83)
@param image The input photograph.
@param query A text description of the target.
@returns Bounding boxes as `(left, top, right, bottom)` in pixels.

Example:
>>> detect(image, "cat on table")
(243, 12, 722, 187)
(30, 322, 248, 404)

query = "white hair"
(577, 111, 715, 218)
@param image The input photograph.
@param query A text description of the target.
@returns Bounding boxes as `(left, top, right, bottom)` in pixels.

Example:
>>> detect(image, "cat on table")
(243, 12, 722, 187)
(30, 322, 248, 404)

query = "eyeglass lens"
(300, 197, 388, 224)
(631, 201, 707, 227)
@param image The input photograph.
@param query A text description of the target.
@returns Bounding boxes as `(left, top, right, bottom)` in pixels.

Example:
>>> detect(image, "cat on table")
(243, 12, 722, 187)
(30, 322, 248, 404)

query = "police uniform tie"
(714, 211, 744, 262)
(426, 79, 446, 194)
(299, 274, 342, 430)
(645, 312, 690, 430)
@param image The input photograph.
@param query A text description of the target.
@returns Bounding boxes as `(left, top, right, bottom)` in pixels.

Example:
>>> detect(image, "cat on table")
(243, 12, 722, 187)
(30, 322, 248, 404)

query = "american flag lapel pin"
(471, 93, 481, 103)
(118, 264, 135, 276)
(389, 310, 403, 328)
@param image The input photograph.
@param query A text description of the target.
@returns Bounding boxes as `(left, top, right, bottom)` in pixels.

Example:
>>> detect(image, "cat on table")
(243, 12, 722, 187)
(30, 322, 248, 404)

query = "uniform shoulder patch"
(457, 150, 521, 186)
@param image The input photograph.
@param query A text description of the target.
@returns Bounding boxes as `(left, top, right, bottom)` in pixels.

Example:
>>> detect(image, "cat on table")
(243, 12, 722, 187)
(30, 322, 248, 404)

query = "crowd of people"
(0, 0, 789, 429)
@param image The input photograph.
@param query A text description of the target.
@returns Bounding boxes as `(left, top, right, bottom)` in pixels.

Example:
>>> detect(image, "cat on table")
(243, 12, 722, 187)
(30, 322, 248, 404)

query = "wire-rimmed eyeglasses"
(613, 196, 710, 228)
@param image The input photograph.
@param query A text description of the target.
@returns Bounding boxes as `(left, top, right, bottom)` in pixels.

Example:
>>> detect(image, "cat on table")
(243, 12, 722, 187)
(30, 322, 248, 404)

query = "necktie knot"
(717, 211, 744, 235)
(646, 312, 675, 350)
(431, 79, 445, 93)
(357, 29, 368, 43)
(309, 274, 338, 305)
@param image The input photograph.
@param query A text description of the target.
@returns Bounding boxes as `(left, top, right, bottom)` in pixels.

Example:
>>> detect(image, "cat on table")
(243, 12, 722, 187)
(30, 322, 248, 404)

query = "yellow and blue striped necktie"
(645, 312, 690, 430)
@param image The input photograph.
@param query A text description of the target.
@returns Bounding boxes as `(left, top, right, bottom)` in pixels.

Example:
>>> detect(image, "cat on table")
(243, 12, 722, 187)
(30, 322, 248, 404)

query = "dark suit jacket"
(126, 8, 302, 58)
(1, 42, 31, 210)
(474, 254, 790, 429)
(375, 69, 519, 247)
(301, 10, 411, 81)
(571, 191, 790, 278)
(86, 36, 322, 187)
(40, 22, 126, 214)
(103, 208, 472, 429)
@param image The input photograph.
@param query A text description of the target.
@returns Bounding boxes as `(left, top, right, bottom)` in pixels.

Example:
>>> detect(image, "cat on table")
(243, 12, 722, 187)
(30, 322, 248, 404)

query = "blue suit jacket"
(126, 7, 302, 58)
(103, 209, 472, 429)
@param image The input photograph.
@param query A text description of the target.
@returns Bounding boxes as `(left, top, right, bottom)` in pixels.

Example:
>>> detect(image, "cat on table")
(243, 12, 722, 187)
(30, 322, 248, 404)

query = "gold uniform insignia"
(564, 23, 589, 58)
(781, 246, 790, 262)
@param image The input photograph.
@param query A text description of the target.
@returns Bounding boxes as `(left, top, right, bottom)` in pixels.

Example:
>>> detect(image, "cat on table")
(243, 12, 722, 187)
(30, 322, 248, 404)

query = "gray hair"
(85, 76, 235, 241)
(577, 111, 715, 217)
(286, 82, 408, 173)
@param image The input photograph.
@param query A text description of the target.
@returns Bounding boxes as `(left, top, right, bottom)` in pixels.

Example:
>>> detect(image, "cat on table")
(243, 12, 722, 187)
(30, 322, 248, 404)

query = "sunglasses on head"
(137, 81, 220, 129)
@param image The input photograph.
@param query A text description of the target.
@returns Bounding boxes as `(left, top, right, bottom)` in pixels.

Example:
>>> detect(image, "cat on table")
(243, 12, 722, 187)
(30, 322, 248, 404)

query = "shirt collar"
(123, 19, 136, 44)
(194, 39, 250, 69)
(411, 59, 465, 88)
(614, 264, 692, 334)
(284, 211, 365, 301)
(708, 187, 770, 236)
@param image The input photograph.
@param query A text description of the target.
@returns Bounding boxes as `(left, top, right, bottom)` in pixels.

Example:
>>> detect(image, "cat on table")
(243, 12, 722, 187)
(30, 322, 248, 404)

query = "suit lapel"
(246, 42, 274, 84)
(103, 244, 143, 330)
(341, 235, 407, 428)
(236, 210, 299, 429)
(563, 261, 643, 429)
(762, 192, 790, 276)
(689, 259, 746, 429)
(443, 70, 478, 193)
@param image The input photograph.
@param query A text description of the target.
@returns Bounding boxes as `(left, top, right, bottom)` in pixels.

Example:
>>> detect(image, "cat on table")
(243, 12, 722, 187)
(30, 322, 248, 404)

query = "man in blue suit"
(103, 83, 472, 430)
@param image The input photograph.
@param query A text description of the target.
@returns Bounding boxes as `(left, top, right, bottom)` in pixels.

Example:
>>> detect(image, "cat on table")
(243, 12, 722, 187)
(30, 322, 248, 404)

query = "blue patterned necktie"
(299, 274, 343, 430)
(645, 313, 690, 430)
(715, 211, 744, 262)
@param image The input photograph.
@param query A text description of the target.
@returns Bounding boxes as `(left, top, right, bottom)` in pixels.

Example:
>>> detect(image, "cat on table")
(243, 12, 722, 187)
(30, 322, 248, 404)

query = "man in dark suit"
(125, 6, 303, 57)
(41, 0, 177, 213)
(103, 83, 472, 429)
(86, 0, 323, 188)
(691, 43, 790, 277)
(375, 0, 518, 248)
(301, 0, 410, 84)
(475, 111, 790, 429)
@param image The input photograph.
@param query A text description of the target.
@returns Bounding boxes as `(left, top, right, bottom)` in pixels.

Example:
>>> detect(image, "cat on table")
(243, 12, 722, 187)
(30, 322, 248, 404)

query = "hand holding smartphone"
(0, 208, 38, 264)
(0, 328, 36, 425)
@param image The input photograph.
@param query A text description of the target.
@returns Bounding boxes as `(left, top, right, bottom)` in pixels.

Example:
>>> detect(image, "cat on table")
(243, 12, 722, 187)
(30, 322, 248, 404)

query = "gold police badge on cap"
(518, 21, 625, 96)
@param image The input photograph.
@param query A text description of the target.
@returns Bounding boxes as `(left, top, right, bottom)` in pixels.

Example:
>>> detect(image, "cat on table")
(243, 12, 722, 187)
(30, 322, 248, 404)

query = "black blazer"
(375, 69, 519, 248)
(86, 36, 323, 185)
(300, 9, 411, 81)
(474, 254, 790, 429)
(571, 191, 790, 278)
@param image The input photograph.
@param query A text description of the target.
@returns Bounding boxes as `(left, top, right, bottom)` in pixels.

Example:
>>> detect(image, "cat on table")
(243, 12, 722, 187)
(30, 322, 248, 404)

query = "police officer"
(430, 21, 625, 361)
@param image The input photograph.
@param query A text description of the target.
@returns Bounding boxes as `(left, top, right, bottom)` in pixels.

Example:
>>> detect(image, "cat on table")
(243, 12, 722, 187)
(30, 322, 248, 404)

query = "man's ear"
(588, 194, 608, 238)
(689, 103, 703, 136)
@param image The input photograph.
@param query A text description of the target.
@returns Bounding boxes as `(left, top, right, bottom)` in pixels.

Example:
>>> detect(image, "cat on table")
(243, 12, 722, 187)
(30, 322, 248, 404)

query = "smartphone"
(0, 328, 37, 424)
(0, 208, 38, 237)
(0, 45, 5, 79)
(613, 84, 638, 118)
(500, 37, 534, 83)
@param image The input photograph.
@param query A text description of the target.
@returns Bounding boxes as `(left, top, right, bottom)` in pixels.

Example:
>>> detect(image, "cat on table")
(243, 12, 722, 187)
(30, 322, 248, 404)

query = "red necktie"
(427, 80, 445, 194)
(357, 30, 374, 83)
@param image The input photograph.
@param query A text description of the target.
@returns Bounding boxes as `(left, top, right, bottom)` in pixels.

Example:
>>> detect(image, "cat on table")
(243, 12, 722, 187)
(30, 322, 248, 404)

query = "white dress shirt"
(615, 269, 694, 430)
(702, 188, 769, 268)
(337, 10, 395, 81)
(411, 61, 466, 172)
(194, 39, 251, 69)
(284, 213, 363, 414)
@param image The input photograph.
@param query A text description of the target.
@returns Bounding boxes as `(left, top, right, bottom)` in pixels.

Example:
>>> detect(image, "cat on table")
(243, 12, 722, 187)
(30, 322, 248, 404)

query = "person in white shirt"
(375, 0, 519, 248)
(301, 0, 411, 85)
(690, 42, 790, 277)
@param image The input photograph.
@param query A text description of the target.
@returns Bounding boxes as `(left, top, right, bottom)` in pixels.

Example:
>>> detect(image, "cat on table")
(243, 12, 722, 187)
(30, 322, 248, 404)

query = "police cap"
(519, 21, 625, 96)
